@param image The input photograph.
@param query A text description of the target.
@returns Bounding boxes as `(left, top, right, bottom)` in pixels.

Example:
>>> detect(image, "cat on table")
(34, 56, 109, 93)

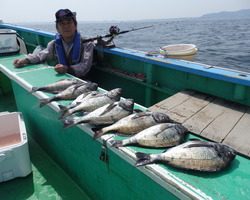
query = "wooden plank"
(167, 92, 214, 123)
(149, 90, 194, 113)
(201, 102, 246, 142)
(182, 98, 226, 135)
(149, 90, 214, 123)
(223, 109, 250, 156)
(149, 90, 250, 157)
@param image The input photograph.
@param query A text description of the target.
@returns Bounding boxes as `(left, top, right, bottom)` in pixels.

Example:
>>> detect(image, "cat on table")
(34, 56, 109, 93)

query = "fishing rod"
(82, 25, 153, 43)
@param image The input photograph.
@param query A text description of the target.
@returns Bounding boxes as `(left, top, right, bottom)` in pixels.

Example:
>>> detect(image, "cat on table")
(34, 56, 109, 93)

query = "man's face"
(57, 18, 76, 39)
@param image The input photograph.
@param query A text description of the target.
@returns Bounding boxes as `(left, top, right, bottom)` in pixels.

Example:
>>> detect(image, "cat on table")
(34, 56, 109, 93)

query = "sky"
(1, 0, 250, 23)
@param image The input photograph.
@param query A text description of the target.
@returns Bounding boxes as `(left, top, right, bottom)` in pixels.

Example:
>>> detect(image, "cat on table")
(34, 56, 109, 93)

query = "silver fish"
(63, 98, 134, 128)
(94, 111, 171, 139)
(39, 82, 98, 107)
(60, 91, 98, 111)
(59, 88, 122, 118)
(135, 140, 236, 172)
(111, 123, 187, 148)
(31, 78, 82, 93)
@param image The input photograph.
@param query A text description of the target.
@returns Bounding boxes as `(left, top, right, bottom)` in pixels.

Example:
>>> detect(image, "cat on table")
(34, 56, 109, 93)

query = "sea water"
(19, 17, 250, 72)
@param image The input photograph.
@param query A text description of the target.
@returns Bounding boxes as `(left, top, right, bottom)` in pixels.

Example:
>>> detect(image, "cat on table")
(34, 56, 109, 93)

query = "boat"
(0, 21, 250, 200)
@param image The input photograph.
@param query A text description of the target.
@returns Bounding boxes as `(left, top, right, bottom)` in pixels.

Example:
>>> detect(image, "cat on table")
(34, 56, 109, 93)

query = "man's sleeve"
(26, 41, 54, 64)
(69, 42, 95, 77)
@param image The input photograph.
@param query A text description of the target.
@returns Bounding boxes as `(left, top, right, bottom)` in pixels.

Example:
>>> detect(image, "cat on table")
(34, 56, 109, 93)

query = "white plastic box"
(0, 112, 32, 182)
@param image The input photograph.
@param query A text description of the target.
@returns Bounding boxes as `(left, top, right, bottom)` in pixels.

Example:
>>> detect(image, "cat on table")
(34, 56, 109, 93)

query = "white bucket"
(159, 44, 198, 60)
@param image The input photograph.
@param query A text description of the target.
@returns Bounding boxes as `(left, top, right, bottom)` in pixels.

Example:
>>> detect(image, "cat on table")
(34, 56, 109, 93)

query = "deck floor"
(149, 90, 250, 157)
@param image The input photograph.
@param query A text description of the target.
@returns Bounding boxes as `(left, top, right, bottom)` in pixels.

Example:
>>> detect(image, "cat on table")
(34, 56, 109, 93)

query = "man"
(13, 9, 94, 78)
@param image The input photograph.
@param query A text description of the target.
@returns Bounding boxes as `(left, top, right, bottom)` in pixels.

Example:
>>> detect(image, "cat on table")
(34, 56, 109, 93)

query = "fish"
(31, 78, 82, 93)
(59, 90, 98, 111)
(93, 111, 172, 139)
(59, 88, 122, 118)
(135, 140, 236, 172)
(110, 123, 187, 148)
(62, 98, 134, 128)
(39, 82, 98, 107)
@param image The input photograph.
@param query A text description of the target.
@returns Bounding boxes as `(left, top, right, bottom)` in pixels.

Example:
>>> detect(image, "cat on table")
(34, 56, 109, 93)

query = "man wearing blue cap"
(13, 9, 94, 78)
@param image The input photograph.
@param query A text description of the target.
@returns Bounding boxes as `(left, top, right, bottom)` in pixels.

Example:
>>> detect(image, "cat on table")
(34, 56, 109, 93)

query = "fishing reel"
(109, 26, 120, 35)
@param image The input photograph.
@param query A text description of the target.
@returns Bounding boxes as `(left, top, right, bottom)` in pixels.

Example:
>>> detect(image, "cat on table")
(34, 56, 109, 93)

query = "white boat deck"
(149, 90, 250, 157)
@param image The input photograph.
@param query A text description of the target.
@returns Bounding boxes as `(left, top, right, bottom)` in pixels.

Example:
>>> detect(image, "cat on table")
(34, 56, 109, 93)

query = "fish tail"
(93, 130, 104, 140)
(62, 118, 76, 128)
(58, 105, 69, 119)
(110, 140, 123, 148)
(135, 152, 153, 167)
(39, 98, 52, 107)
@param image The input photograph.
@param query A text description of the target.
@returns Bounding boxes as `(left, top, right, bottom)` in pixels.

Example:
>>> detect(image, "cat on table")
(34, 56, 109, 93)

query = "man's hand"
(13, 58, 29, 68)
(54, 64, 68, 74)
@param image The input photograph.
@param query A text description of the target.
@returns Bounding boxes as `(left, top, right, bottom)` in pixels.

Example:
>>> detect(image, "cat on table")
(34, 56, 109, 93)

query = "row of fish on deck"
(31, 78, 236, 173)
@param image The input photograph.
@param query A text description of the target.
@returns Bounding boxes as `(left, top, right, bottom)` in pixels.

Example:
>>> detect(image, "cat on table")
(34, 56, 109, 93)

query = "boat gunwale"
(1, 23, 250, 87)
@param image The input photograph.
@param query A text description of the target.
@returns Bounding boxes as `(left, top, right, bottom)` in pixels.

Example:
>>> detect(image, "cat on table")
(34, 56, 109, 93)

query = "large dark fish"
(31, 78, 82, 93)
(93, 111, 172, 139)
(39, 82, 98, 107)
(111, 123, 187, 148)
(59, 88, 122, 118)
(63, 98, 134, 128)
(135, 140, 236, 172)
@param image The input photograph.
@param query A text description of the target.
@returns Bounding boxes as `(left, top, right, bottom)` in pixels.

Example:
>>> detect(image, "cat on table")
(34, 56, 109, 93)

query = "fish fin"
(51, 90, 61, 94)
(93, 129, 104, 140)
(135, 152, 153, 167)
(39, 98, 52, 107)
(71, 83, 87, 96)
(58, 105, 69, 119)
(110, 140, 123, 148)
(100, 103, 116, 116)
(133, 109, 143, 113)
(189, 138, 201, 141)
(184, 141, 214, 149)
(132, 112, 151, 119)
(31, 87, 40, 93)
(58, 104, 67, 111)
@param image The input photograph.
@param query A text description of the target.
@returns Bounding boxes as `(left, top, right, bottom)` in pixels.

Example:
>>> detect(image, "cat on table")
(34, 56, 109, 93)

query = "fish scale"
(135, 140, 236, 172)
(94, 112, 171, 139)
(60, 88, 122, 118)
(62, 98, 134, 128)
(111, 123, 187, 148)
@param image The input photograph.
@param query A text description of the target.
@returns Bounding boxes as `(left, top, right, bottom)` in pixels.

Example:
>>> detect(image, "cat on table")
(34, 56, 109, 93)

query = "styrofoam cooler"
(0, 112, 32, 182)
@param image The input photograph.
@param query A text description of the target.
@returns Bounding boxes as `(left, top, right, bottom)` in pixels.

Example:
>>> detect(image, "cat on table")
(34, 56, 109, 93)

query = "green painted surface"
(117, 134, 250, 200)
(0, 54, 50, 73)
(0, 72, 12, 94)
(92, 52, 250, 107)
(0, 136, 90, 200)
(0, 94, 89, 200)
(11, 71, 179, 200)
(0, 92, 17, 112)
(2, 60, 248, 200)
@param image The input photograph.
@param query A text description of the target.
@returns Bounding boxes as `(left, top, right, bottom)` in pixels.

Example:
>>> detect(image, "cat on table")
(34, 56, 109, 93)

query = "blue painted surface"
(101, 47, 250, 86)
(0, 23, 55, 38)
